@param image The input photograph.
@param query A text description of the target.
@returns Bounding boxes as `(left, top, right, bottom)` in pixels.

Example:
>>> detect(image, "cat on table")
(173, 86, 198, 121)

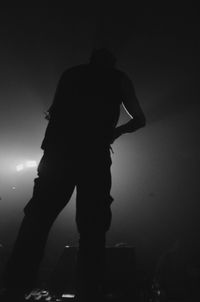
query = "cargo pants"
(3, 147, 113, 296)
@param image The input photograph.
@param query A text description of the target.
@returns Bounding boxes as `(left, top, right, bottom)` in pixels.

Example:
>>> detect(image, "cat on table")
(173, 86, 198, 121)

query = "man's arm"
(112, 74, 146, 142)
(44, 72, 67, 121)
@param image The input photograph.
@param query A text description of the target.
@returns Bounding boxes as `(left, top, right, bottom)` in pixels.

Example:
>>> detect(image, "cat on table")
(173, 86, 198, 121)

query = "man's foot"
(0, 288, 53, 302)
(24, 288, 53, 301)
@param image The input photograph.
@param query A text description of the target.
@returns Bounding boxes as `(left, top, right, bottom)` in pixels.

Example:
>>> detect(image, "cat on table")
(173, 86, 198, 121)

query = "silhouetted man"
(2, 49, 146, 301)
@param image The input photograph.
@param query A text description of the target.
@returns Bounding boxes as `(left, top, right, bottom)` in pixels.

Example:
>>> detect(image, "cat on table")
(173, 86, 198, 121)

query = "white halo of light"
(25, 160, 37, 168)
(62, 294, 75, 298)
(16, 164, 24, 172)
(16, 160, 37, 172)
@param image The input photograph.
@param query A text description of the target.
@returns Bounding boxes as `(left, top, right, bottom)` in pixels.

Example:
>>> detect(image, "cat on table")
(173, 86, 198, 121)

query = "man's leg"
(3, 151, 76, 294)
(75, 150, 113, 300)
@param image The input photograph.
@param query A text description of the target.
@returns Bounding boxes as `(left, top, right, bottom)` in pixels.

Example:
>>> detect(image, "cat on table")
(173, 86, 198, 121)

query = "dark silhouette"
(1, 49, 146, 301)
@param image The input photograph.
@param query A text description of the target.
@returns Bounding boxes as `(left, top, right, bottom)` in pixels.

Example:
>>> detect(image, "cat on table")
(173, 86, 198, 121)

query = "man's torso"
(42, 64, 125, 151)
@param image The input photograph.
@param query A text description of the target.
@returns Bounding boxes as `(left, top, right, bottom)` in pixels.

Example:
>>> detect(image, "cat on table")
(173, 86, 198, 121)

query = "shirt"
(41, 63, 128, 151)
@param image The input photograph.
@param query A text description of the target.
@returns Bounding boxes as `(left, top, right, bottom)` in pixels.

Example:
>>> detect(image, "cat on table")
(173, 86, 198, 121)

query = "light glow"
(62, 294, 75, 298)
(16, 164, 24, 172)
(25, 160, 37, 168)
(16, 160, 37, 172)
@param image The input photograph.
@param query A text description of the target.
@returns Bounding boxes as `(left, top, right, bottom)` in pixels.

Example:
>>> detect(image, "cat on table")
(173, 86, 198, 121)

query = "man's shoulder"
(62, 64, 88, 75)
(116, 69, 131, 80)
(109, 68, 130, 83)
(60, 65, 130, 84)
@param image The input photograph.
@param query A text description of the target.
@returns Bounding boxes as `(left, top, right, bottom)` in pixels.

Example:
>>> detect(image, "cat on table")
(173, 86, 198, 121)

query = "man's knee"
(23, 176, 65, 221)
(76, 204, 112, 234)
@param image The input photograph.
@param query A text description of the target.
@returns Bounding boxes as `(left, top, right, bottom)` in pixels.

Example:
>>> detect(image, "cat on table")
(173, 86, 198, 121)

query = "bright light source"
(25, 160, 37, 168)
(62, 294, 75, 298)
(16, 164, 24, 172)
(16, 160, 37, 172)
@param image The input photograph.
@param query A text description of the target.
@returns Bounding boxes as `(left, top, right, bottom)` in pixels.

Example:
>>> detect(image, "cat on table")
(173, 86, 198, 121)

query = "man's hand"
(110, 116, 146, 144)
(110, 127, 123, 144)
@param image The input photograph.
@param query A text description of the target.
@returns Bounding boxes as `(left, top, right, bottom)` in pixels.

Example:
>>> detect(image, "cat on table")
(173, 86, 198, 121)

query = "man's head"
(89, 48, 117, 68)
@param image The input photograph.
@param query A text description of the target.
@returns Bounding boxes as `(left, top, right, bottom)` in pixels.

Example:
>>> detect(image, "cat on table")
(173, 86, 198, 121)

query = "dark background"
(0, 3, 200, 280)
